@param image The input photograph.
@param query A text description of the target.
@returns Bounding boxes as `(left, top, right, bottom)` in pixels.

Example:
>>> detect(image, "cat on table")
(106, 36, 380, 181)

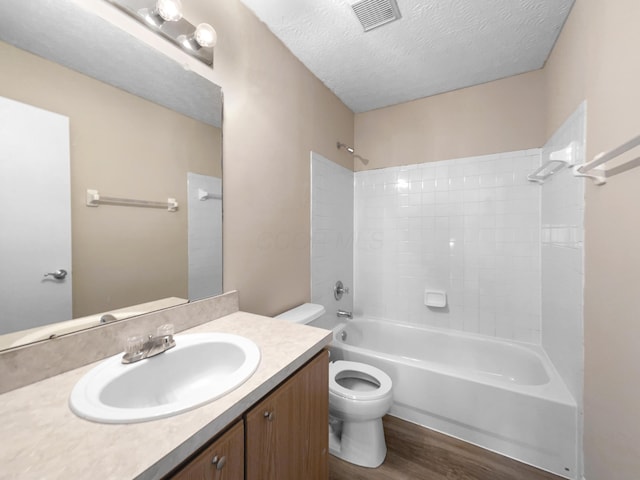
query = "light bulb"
(156, 0, 182, 22)
(194, 23, 217, 47)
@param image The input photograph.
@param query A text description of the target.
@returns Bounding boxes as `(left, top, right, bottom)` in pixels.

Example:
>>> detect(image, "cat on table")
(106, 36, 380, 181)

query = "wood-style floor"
(329, 416, 566, 480)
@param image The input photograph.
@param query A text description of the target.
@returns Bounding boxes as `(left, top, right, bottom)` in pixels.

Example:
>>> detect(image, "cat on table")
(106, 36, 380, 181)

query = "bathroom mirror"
(0, 0, 223, 350)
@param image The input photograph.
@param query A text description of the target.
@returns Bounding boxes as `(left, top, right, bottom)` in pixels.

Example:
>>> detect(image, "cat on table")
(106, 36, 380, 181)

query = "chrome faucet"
(336, 310, 353, 320)
(122, 324, 175, 364)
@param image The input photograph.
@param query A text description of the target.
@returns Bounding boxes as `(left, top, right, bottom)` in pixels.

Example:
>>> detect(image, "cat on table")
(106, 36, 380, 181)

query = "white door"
(0, 96, 72, 335)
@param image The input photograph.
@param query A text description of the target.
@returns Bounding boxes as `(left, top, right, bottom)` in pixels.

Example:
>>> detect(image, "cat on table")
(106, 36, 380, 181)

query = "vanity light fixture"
(142, 0, 183, 27)
(107, 0, 216, 66)
(180, 22, 218, 51)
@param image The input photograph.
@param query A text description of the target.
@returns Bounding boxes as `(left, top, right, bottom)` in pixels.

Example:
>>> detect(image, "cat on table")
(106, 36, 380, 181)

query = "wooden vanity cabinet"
(168, 350, 328, 480)
(171, 420, 244, 480)
(245, 350, 329, 480)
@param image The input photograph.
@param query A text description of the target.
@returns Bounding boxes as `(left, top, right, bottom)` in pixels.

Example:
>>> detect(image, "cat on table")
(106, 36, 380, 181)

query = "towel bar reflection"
(86, 189, 178, 212)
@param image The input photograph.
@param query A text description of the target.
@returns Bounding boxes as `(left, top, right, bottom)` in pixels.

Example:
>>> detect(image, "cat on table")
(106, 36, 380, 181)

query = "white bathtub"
(326, 317, 577, 479)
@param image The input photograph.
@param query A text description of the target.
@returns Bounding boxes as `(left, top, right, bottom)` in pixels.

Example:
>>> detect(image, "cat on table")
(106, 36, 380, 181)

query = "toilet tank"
(275, 303, 325, 324)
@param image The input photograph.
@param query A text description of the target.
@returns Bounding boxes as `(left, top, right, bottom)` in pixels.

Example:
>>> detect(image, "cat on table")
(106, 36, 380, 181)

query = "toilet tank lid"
(274, 303, 326, 324)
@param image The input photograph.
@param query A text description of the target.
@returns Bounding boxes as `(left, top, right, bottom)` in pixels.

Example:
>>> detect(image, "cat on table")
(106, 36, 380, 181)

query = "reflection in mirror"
(0, 0, 222, 351)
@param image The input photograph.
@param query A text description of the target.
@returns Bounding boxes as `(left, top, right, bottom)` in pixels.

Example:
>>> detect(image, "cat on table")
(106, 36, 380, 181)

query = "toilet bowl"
(274, 304, 393, 468)
(329, 360, 393, 468)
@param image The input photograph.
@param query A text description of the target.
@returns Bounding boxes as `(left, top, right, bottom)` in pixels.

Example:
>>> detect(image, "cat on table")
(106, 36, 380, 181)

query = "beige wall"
(545, 1, 640, 479)
(187, 1, 355, 315)
(354, 70, 546, 170)
(0, 41, 221, 317)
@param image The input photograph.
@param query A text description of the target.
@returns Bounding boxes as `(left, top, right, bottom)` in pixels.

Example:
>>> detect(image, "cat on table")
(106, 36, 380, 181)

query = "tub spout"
(337, 310, 353, 319)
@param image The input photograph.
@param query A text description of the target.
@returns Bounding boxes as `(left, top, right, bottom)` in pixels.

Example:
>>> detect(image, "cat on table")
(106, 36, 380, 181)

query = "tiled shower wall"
(311, 117, 584, 350)
(353, 150, 543, 343)
(310, 152, 354, 318)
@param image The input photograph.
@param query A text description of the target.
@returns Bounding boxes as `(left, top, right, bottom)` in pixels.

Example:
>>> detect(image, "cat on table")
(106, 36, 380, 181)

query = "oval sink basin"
(69, 333, 260, 423)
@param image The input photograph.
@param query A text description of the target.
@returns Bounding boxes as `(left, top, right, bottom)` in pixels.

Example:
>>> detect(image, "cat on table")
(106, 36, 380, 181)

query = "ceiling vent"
(349, 0, 402, 32)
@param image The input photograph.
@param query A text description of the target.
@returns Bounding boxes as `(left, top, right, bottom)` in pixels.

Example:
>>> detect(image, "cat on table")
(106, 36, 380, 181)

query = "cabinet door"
(171, 420, 244, 480)
(245, 350, 329, 480)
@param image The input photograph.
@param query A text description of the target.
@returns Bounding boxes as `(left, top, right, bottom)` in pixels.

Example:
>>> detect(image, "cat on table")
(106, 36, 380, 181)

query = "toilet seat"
(329, 361, 392, 401)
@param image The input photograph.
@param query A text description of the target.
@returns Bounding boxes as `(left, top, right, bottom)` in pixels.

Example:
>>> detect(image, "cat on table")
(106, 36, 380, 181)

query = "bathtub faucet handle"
(334, 281, 350, 300)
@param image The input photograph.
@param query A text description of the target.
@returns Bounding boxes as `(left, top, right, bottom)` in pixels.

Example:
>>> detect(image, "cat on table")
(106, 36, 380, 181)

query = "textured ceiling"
(240, 0, 574, 113)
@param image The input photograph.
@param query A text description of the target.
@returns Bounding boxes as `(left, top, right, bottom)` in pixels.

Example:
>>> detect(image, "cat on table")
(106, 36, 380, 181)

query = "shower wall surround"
(310, 110, 585, 478)
(311, 152, 354, 318)
(354, 150, 543, 343)
(311, 110, 584, 350)
(541, 102, 585, 404)
(540, 101, 586, 478)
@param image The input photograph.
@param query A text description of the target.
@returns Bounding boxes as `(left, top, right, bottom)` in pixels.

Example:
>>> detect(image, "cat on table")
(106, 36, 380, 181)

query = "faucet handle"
(334, 281, 350, 300)
(156, 324, 175, 337)
(125, 335, 145, 355)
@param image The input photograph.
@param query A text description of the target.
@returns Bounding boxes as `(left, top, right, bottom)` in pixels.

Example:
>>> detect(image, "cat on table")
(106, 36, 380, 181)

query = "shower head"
(337, 141, 355, 154)
(337, 140, 369, 165)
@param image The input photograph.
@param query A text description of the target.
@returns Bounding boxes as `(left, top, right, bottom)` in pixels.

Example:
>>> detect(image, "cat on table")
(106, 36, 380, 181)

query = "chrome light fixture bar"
(107, 0, 216, 66)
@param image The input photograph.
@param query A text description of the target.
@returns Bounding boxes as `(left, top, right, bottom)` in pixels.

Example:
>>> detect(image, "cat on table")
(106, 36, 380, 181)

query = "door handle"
(44, 269, 68, 280)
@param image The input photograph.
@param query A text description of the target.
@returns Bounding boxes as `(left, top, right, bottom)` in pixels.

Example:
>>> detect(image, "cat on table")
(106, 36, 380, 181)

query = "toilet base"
(328, 417, 387, 468)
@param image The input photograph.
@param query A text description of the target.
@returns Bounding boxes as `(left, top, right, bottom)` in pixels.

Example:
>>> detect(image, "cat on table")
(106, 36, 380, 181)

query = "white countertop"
(0, 312, 332, 480)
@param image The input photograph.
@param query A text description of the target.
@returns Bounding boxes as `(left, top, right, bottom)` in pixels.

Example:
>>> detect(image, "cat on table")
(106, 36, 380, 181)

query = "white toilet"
(328, 360, 393, 467)
(275, 303, 394, 468)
